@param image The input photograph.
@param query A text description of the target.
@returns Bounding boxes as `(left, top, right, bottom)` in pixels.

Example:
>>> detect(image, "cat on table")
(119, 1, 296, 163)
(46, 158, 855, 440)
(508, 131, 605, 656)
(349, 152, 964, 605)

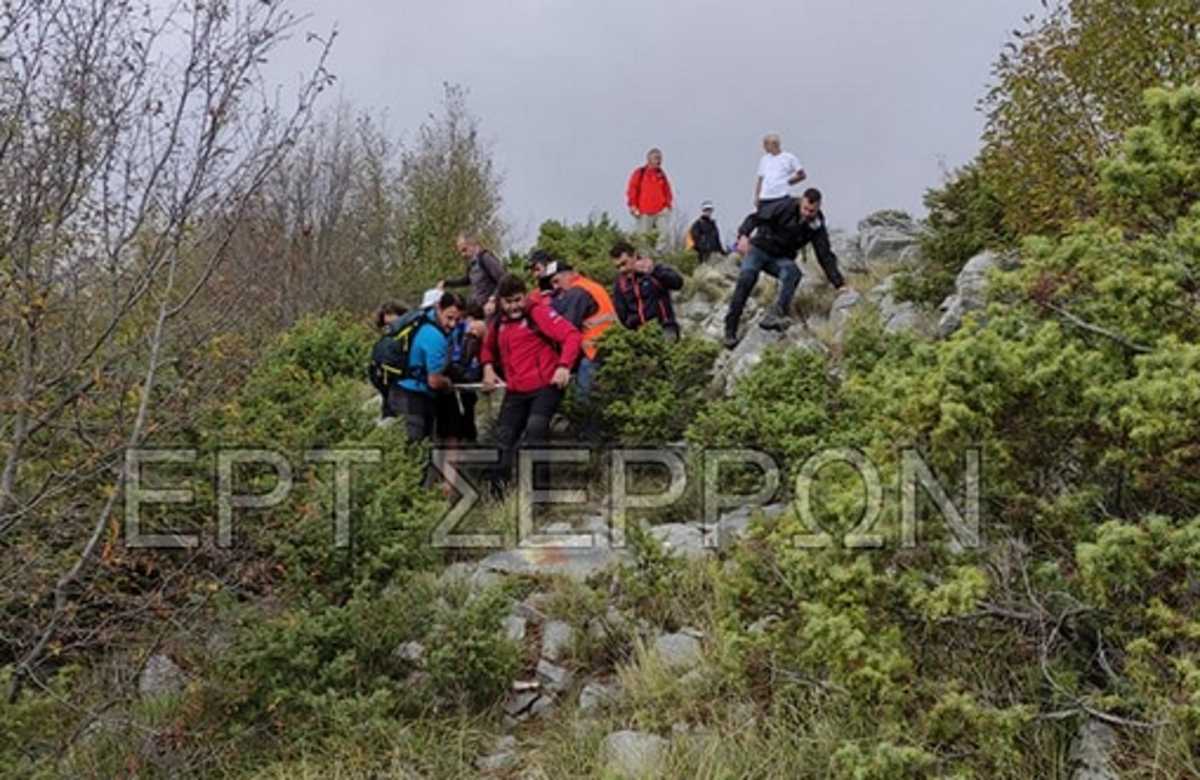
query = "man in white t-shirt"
(754, 133, 806, 206)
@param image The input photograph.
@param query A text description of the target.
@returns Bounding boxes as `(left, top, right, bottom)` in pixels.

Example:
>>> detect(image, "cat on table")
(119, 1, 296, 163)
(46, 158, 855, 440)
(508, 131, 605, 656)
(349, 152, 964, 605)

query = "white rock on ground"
(649, 523, 714, 561)
(139, 654, 185, 699)
(856, 211, 923, 264)
(600, 731, 669, 779)
(477, 545, 632, 583)
(578, 679, 621, 714)
(535, 658, 573, 694)
(1069, 720, 1119, 780)
(937, 250, 1007, 338)
(829, 288, 865, 336)
(395, 641, 426, 665)
(541, 620, 575, 661)
(501, 615, 527, 643)
(475, 736, 519, 772)
(653, 632, 703, 672)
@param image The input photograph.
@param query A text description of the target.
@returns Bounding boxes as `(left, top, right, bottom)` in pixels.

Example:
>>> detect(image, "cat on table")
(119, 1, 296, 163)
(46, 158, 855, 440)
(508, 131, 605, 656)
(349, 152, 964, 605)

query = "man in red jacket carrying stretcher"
(481, 274, 583, 491)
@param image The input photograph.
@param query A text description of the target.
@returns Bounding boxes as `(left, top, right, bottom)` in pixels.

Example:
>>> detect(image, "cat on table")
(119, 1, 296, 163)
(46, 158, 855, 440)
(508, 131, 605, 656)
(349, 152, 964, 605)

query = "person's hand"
(630, 207, 641, 218)
(482, 365, 499, 393)
(736, 235, 751, 255)
(633, 256, 654, 274)
(436, 280, 445, 291)
(551, 366, 571, 389)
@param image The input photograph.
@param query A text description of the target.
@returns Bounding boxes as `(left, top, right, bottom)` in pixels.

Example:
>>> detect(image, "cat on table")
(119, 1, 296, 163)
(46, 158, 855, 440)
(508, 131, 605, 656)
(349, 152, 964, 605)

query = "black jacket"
(689, 216, 722, 254)
(612, 264, 685, 332)
(737, 197, 845, 288)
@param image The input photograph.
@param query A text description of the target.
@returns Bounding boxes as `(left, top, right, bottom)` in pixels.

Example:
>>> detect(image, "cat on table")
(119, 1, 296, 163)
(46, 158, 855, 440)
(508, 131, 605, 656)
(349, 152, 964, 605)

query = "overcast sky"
(266, 0, 1042, 245)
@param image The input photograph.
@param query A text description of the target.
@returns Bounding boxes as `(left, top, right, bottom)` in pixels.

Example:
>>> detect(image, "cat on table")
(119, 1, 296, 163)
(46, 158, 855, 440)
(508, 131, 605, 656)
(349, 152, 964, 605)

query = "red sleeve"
(481, 321, 497, 366)
(530, 300, 582, 369)
(663, 172, 673, 209)
(626, 167, 641, 209)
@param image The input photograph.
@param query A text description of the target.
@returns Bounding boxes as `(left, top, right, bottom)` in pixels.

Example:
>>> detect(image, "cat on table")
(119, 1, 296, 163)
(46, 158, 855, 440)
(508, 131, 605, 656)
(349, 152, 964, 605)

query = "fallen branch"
(1044, 303, 1152, 354)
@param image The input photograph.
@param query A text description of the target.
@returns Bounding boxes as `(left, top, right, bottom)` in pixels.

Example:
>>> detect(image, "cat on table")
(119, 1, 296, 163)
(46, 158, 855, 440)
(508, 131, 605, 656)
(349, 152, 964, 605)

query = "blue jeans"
(575, 357, 599, 403)
(724, 246, 801, 332)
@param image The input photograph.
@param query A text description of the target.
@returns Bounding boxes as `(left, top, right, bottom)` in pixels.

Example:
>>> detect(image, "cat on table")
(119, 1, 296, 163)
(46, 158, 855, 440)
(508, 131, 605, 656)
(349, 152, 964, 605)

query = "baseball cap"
(701, 200, 715, 211)
(540, 261, 574, 278)
(527, 248, 553, 269)
(420, 288, 441, 308)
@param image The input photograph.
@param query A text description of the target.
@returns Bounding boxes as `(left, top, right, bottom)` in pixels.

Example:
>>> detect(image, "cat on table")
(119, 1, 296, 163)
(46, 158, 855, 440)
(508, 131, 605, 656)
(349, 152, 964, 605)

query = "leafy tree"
(979, 0, 1200, 236)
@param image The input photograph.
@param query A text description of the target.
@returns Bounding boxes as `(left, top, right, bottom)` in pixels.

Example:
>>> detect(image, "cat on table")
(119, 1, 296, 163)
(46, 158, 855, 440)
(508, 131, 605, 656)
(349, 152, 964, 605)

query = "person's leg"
(653, 210, 671, 251)
(523, 386, 564, 447)
(493, 391, 534, 491)
(461, 391, 479, 444)
(724, 247, 767, 344)
(758, 256, 801, 330)
(575, 357, 597, 403)
(402, 389, 435, 442)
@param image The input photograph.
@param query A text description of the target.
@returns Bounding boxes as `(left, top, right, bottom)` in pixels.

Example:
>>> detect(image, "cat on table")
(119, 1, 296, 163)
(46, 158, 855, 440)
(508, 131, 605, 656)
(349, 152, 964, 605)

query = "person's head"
(800, 188, 822, 220)
(645, 148, 663, 169)
(375, 301, 406, 330)
(435, 292, 465, 331)
(527, 248, 554, 279)
(547, 261, 577, 291)
(609, 240, 637, 274)
(763, 134, 782, 155)
(455, 233, 481, 260)
(700, 199, 715, 218)
(496, 274, 528, 319)
(464, 302, 486, 324)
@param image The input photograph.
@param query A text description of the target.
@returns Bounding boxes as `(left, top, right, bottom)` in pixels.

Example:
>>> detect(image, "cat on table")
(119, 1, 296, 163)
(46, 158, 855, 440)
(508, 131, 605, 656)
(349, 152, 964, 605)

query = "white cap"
(701, 200, 714, 211)
(420, 288, 441, 308)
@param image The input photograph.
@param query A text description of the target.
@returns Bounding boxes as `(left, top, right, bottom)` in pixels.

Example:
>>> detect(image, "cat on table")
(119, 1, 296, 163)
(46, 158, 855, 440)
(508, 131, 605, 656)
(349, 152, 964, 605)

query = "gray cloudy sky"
(267, 0, 1041, 245)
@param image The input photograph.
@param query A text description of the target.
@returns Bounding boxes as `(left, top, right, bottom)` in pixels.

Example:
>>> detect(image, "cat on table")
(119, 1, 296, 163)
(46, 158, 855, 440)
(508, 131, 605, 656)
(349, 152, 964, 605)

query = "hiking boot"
(722, 329, 740, 349)
(758, 306, 792, 331)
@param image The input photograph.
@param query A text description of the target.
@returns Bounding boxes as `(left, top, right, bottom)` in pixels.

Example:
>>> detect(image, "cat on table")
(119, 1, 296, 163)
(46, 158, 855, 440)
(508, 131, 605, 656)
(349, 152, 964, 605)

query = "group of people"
(368, 133, 847, 488)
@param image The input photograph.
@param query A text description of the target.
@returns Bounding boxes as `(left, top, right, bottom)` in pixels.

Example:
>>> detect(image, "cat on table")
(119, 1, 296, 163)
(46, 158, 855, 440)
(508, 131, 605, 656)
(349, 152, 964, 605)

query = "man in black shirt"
(688, 201, 723, 263)
(724, 187, 845, 348)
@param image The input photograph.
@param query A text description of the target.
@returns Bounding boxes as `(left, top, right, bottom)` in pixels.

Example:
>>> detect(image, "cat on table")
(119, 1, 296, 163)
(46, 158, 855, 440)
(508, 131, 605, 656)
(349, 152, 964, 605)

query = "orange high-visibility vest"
(566, 274, 618, 360)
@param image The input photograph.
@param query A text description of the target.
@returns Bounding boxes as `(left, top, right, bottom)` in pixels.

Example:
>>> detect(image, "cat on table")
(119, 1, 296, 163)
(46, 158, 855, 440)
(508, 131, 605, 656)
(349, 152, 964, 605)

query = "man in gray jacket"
(443, 234, 505, 309)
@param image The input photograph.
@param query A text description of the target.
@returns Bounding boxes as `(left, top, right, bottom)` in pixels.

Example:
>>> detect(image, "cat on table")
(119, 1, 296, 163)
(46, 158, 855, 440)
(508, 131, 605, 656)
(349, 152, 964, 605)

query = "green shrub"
(535, 214, 628, 285)
(578, 323, 719, 444)
(268, 312, 374, 383)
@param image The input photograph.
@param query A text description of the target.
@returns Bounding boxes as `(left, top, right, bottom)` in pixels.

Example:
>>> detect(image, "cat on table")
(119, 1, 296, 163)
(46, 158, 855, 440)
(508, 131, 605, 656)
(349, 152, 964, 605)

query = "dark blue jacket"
(612, 264, 684, 332)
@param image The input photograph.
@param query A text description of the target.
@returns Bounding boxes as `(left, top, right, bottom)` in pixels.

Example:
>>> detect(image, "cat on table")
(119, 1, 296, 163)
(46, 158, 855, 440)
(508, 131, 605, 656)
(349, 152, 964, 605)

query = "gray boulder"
(937, 250, 1006, 338)
(600, 731, 669, 779)
(476, 736, 519, 772)
(1069, 720, 1118, 780)
(649, 523, 714, 561)
(653, 632, 703, 672)
(857, 210, 923, 265)
(828, 288, 865, 336)
(536, 658, 574, 694)
(139, 654, 185, 699)
(477, 544, 632, 583)
(501, 615, 527, 644)
(541, 620, 575, 661)
(395, 641, 426, 666)
(579, 679, 622, 714)
(830, 229, 868, 273)
(869, 276, 921, 335)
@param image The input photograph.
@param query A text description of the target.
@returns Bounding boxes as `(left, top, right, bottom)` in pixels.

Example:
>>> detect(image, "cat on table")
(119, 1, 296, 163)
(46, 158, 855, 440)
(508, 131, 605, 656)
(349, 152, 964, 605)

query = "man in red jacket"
(481, 274, 582, 489)
(626, 148, 673, 249)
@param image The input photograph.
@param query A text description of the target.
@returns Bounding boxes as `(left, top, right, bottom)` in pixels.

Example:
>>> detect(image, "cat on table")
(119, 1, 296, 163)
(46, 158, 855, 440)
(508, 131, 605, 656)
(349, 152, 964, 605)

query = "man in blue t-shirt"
(388, 292, 466, 442)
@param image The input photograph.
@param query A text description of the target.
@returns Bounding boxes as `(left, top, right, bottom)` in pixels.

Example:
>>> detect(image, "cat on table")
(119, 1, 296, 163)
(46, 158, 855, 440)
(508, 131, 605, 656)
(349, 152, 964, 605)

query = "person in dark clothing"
(435, 302, 486, 444)
(723, 188, 845, 348)
(369, 301, 408, 418)
(609, 240, 685, 340)
(688, 201, 723, 263)
(481, 274, 582, 492)
(526, 248, 557, 293)
(443, 234, 505, 309)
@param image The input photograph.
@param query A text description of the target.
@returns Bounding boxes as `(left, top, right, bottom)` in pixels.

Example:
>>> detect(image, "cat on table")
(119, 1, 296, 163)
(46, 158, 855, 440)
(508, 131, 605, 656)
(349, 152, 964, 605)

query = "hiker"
(368, 301, 408, 418)
(724, 188, 845, 349)
(626, 148, 674, 248)
(610, 240, 685, 340)
(436, 302, 486, 446)
(755, 133, 805, 206)
(526, 248, 556, 293)
(481, 274, 581, 489)
(387, 292, 466, 442)
(688, 201, 723, 263)
(542, 261, 617, 400)
(443, 234, 505, 309)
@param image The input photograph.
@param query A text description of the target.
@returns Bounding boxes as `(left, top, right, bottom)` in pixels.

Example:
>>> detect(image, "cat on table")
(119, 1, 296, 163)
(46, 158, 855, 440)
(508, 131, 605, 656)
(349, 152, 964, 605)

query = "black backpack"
(368, 308, 431, 389)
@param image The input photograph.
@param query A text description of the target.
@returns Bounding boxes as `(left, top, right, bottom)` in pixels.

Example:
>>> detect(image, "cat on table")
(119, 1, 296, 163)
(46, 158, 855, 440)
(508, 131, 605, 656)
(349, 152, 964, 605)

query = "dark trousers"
(492, 386, 563, 488)
(387, 387, 436, 442)
(724, 245, 802, 332)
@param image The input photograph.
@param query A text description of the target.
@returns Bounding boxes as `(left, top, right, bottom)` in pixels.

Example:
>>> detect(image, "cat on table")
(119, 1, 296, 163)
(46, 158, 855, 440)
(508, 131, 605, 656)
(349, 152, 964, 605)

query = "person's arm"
(531, 303, 582, 371)
(809, 221, 845, 289)
(754, 175, 763, 204)
(737, 210, 759, 239)
(612, 281, 632, 328)
(480, 321, 500, 391)
(662, 172, 673, 210)
(555, 288, 594, 330)
(443, 263, 470, 288)
(712, 221, 723, 251)
(626, 168, 641, 215)
(424, 333, 452, 391)
(652, 264, 684, 291)
(788, 169, 807, 185)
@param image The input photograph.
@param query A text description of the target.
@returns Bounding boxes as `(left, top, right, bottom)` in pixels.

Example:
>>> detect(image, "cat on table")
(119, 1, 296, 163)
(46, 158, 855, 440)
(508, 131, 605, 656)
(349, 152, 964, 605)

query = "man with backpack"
(369, 301, 408, 418)
(443, 234, 505, 309)
(436, 302, 486, 445)
(724, 187, 845, 349)
(610, 241, 685, 340)
(542, 261, 617, 401)
(371, 292, 466, 442)
(626, 148, 674, 249)
(481, 274, 581, 490)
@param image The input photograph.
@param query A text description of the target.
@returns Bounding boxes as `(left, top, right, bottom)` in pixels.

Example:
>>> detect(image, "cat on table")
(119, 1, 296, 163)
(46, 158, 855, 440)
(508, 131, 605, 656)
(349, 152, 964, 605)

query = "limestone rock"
(857, 210, 923, 264)
(579, 679, 621, 714)
(1069, 720, 1118, 780)
(476, 735, 519, 772)
(649, 523, 714, 561)
(541, 620, 575, 661)
(477, 544, 632, 583)
(937, 250, 1006, 338)
(600, 731, 669, 779)
(502, 615, 527, 644)
(139, 654, 185, 699)
(536, 658, 573, 694)
(653, 632, 703, 672)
